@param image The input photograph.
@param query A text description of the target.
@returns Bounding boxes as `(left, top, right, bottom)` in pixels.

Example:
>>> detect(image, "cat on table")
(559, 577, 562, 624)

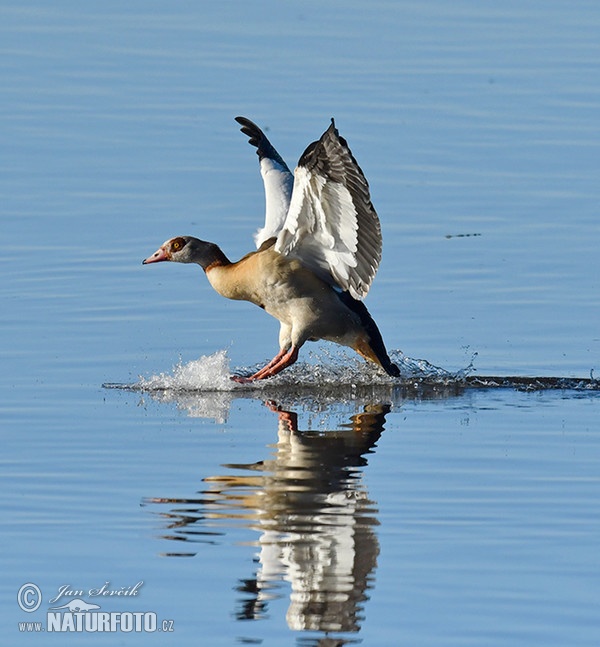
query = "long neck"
(188, 238, 231, 271)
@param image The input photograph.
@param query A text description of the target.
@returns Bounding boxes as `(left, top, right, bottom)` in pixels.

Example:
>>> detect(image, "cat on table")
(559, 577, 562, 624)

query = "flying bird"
(143, 117, 399, 382)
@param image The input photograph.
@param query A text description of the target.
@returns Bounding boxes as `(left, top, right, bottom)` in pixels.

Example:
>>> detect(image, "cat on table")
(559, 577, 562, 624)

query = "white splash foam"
(135, 347, 467, 394)
(138, 350, 235, 392)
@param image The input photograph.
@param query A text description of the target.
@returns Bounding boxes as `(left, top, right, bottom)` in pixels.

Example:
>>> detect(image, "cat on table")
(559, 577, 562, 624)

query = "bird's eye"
(171, 237, 185, 252)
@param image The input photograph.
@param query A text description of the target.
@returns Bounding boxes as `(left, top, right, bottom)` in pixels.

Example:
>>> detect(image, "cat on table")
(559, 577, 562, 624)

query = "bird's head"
(142, 236, 229, 270)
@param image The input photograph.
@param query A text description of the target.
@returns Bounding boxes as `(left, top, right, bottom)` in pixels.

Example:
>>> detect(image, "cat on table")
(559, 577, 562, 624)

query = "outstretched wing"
(235, 117, 294, 248)
(275, 119, 382, 300)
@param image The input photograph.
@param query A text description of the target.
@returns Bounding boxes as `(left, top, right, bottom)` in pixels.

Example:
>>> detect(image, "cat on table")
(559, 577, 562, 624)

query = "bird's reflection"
(147, 400, 390, 638)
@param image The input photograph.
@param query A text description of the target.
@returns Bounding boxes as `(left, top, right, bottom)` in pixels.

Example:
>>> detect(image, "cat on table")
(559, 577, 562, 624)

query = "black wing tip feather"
(298, 117, 355, 169)
(297, 118, 365, 190)
(296, 118, 333, 168)
(235, 116, 262, 149)
(237, 115, 342, 169)
(234, 116, 289, 169)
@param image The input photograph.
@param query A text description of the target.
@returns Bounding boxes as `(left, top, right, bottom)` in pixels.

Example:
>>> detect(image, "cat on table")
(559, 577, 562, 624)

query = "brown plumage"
(143, 118, 399, 382)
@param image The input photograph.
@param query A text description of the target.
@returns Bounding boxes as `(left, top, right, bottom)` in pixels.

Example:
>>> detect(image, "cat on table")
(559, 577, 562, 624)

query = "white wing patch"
(276, 163, 379, 300)
(275, 167, 360, 289)
(254, 157, 294, 248)
(237, 116, 382, 300)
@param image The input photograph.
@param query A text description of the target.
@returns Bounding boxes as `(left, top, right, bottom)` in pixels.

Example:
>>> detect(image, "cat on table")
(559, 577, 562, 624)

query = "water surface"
(2, 1, 599, 645)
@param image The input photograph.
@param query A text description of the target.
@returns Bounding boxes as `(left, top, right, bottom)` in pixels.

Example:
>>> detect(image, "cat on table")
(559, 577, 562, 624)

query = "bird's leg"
(250, 346, 299, 380)
(231, 346, 299, 383)
(255, 347, 289, 373)
(231, 348, 288, 383)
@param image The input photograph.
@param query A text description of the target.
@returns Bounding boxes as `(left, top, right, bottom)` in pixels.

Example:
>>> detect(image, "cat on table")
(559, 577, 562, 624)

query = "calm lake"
(2, 1, 599, 645)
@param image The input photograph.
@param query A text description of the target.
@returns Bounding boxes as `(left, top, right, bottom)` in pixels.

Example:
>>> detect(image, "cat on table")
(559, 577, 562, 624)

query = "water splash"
(114, 348, 598, 396)
(138, 350, 235, 392)
(133, 347, 464, 393)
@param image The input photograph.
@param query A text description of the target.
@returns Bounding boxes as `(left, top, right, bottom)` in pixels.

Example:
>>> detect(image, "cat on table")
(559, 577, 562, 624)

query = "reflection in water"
(147, 401, 390, 639)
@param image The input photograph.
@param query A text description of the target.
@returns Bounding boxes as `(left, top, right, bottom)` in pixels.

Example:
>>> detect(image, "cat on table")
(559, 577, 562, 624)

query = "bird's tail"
(338, 292, 400, 377)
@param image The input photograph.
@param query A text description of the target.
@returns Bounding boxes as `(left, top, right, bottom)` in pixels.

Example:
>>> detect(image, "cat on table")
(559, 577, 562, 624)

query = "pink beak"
(142, 246, 169, 264)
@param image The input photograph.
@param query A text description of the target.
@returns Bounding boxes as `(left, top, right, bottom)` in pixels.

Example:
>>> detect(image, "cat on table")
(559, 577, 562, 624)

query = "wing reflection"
(146, 401, 390, 636)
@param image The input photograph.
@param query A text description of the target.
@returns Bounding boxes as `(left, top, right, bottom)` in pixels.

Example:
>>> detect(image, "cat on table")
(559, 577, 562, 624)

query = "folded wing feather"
(275, 119, 382, 300)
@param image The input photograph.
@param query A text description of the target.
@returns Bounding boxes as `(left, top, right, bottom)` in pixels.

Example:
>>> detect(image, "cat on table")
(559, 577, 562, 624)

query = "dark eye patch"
(171, 237, 187, 251)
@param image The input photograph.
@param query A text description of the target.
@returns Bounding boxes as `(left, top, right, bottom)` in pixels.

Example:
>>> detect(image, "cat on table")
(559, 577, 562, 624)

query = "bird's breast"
(206, 248, 332, 313)
(206, 247, 366, 348)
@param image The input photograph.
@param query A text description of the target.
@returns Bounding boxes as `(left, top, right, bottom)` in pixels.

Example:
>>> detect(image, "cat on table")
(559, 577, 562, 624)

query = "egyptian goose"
(143, 117, 400, 382)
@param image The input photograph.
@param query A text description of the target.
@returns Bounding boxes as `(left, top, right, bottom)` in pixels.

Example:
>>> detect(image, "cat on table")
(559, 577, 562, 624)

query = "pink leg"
(251, 346, 299, 380)
(231, 346, 299, 383)
(231, 348, 288, 383)
(254, 347, 289, 373)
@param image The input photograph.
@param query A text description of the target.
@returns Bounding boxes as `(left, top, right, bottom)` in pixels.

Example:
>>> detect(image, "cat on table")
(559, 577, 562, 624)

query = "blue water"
(1, 1, 599, 645)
